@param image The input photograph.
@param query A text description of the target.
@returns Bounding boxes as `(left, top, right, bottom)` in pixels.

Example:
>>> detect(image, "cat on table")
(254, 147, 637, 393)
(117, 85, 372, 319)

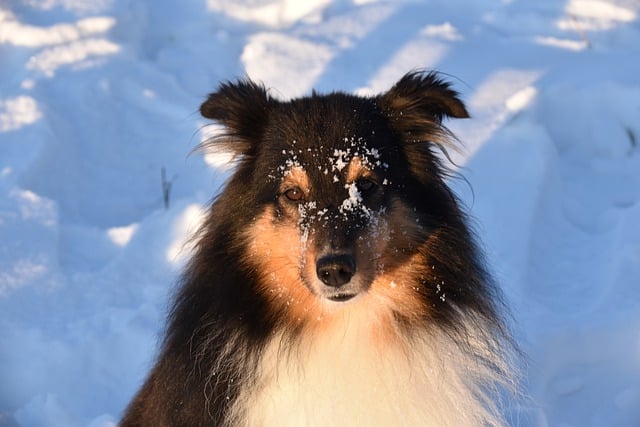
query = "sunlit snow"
(1, 1, 639, 426)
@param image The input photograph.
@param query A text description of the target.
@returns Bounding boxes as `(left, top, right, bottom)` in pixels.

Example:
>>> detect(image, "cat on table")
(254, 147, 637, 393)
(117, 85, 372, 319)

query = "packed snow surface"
(1, 0, 640, 426)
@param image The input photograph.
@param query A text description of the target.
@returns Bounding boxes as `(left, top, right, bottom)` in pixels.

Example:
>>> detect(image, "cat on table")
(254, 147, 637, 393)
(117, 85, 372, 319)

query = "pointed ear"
(200, 79, 275, 155)
(376, 72, 469, 181)
(379, 71, 469, 122)
(376, 71, 469, 151)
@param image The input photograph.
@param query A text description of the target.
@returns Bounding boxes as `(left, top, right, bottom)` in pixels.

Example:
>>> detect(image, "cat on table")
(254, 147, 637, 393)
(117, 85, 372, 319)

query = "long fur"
(120, 71, 518, 427)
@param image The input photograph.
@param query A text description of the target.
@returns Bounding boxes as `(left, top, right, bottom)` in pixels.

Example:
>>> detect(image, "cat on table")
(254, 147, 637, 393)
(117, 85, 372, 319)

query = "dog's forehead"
(271, 133, 389, 184)
(267, 96, 393, 177)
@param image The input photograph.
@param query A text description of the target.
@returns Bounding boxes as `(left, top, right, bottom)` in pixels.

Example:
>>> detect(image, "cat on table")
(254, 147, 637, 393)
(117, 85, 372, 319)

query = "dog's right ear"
(200, 79, 274, 155)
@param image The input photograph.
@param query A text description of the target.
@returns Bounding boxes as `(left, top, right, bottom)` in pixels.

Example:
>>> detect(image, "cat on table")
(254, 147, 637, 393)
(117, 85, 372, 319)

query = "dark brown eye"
(283, 187, 304, 202)
(356, 179, 376, 194)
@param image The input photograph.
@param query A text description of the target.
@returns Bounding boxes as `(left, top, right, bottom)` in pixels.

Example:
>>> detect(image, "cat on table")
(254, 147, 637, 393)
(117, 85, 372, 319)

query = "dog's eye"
(283, 187, 304, 202)
(356, 179, 377, 194)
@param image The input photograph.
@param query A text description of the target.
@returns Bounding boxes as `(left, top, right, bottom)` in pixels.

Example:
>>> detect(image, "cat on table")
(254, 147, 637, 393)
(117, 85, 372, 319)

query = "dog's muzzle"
(315, 253, 358, 301)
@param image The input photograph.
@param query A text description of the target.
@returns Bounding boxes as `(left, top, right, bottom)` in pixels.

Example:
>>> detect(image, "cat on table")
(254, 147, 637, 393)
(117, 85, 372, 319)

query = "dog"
(120, 71, 516, 426)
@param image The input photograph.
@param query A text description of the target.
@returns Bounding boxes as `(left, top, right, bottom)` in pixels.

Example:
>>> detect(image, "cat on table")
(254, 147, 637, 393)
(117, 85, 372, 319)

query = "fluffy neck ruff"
(227, 303, 513, 427)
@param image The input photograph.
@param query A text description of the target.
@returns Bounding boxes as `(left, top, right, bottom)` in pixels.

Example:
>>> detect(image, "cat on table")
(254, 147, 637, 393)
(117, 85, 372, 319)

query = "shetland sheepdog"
(120, 71, 517, 426)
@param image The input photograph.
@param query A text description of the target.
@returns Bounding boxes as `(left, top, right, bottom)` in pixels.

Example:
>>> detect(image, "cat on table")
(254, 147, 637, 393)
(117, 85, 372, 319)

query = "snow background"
(1, 0, 639, 425)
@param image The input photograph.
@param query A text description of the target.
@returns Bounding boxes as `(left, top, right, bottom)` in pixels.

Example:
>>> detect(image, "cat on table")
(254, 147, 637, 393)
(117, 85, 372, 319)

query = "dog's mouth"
(327, 292, 357, 302)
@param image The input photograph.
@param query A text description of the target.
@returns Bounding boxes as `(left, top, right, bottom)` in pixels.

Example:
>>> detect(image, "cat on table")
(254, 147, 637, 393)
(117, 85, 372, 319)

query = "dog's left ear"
(377, 71, 469, 140)
(200, 79, 275, 156)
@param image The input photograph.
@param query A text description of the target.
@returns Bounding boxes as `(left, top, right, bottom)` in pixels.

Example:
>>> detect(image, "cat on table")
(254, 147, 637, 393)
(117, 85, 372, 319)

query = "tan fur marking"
(244, 206, 323, 325)
(345, 156, 373, 183)
(280, 166, 311, 196)
(370, 257, 429, 319)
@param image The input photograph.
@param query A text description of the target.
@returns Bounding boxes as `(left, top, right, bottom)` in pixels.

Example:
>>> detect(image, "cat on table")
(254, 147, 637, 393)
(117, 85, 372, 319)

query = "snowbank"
(1, 0, 639, 425)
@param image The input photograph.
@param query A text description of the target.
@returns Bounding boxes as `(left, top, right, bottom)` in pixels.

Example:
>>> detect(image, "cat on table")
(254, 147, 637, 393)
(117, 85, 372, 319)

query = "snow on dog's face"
(200, 73, 469, 327)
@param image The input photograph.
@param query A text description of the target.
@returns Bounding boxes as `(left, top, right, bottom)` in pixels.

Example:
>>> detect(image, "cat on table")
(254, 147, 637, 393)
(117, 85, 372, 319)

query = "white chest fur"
(230, 310, 507, 427)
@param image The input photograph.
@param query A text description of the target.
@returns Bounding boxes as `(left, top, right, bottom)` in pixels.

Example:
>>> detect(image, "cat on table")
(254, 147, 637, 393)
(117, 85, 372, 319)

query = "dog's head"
(201, 72, 471, 324)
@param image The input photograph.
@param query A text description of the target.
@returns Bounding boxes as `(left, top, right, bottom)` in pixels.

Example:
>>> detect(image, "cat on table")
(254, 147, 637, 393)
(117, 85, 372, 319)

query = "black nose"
(316, 254, 356, 288)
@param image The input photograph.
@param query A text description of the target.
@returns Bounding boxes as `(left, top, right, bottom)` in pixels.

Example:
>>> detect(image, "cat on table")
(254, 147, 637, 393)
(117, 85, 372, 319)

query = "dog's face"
(201, 73, 469, 324)
(256, 103, 406, 306)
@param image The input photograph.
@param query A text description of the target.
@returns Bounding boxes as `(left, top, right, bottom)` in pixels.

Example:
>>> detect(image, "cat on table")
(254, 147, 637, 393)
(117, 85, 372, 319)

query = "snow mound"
(1, 0, 639, 426)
